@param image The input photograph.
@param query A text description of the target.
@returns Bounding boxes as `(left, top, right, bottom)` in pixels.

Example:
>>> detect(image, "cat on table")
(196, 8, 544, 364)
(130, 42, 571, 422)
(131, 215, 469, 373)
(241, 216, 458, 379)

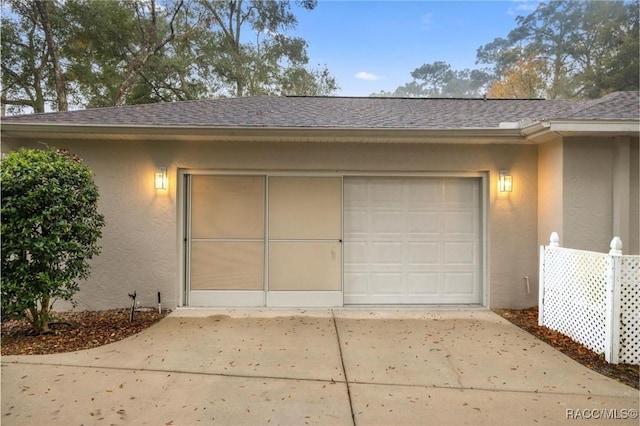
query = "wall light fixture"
(154, 167, 168, 190)
(499, 169, 513, 193)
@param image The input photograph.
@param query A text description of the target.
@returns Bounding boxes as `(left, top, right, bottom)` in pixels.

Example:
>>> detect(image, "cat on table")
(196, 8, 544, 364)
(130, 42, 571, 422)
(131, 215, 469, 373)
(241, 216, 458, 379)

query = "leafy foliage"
(477, 0, 639, 98)
(380, 1, 638, 100)
(373, 61, 492, 98)
(487, 57, 547, 99)
(191, 0, 336, 97)
(1, 0, 337, 114)
(1, 148, 105, 334)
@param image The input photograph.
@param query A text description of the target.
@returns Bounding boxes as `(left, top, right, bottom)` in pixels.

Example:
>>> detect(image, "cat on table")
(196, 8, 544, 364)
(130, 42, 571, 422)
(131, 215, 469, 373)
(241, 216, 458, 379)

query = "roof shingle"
(2, 92, 638, 130)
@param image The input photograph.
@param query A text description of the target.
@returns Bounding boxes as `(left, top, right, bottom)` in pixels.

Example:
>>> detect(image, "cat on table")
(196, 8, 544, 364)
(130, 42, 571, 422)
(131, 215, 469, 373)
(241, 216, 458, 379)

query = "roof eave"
(522, 119, 639, 143)
(0, 123, 526, 144)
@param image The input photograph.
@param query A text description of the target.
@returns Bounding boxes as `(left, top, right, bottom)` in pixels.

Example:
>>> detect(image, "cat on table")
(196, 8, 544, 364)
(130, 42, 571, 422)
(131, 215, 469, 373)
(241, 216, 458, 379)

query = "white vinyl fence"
(538, 233, 640, 365)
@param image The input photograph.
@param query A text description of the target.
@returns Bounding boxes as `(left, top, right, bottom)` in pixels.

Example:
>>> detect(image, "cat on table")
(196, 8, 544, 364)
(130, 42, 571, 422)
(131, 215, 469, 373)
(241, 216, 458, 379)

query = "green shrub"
(1, 148, 105, 333)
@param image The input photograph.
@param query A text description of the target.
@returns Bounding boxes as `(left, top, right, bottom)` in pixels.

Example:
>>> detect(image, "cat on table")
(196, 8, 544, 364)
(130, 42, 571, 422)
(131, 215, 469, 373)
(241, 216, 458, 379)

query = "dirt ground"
(1, 308, 168, 356)
(494, 307, 638, 389)
(1, 306, 637, 389)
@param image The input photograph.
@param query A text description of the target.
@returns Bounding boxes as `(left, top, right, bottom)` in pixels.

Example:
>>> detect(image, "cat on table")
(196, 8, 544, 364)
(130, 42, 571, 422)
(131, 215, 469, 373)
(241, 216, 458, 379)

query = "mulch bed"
(1, 308, 169, 356)
(494, 307, 638, 389)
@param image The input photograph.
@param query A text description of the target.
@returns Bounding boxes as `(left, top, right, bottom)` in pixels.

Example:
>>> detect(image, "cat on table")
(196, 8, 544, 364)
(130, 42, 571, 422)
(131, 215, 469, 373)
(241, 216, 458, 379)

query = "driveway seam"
(3, 360, 633, 400)
(332, 310, 356, 426)
(1, 361, 345, 384)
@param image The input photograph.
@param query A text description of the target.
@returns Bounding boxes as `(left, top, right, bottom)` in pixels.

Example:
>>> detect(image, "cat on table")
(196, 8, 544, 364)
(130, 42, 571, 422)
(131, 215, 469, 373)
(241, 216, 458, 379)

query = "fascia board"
(523, 120, 639, 143)
(0, 123, 526, 144)
(548, 120, 639, 134)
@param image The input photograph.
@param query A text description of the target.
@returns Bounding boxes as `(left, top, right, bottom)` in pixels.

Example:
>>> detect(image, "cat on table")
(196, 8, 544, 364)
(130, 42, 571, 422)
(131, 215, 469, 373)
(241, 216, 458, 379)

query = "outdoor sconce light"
(499, 169, 513, 193)
(154, 167, 168, 190)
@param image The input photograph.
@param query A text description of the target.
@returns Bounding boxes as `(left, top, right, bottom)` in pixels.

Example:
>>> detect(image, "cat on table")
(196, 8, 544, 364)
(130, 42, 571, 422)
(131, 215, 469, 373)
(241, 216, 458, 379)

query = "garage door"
(344, 177, 482, 304)
(186, 174, 342, 307)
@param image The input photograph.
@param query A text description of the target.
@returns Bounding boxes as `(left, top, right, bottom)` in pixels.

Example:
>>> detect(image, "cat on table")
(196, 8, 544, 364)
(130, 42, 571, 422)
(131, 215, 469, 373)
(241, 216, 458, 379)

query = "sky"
(290, 0, 539, 96)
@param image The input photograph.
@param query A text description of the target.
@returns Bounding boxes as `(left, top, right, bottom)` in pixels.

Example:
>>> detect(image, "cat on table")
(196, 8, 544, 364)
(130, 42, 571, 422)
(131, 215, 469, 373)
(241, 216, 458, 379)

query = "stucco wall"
(562, 137, 638, 254)
(3, 139, 540, 309)
(538, 139, 563, 246)
(630, 138, 639, 255)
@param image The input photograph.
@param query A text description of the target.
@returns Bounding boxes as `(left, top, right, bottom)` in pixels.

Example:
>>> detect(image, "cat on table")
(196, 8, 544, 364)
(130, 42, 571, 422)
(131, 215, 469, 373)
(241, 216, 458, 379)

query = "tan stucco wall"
(630, 138, 639, 255)
(3, 138, 540, 309)
(538, 139, 563, 246)
(561, 137, 639, 254)
(563, 138, 615, 251)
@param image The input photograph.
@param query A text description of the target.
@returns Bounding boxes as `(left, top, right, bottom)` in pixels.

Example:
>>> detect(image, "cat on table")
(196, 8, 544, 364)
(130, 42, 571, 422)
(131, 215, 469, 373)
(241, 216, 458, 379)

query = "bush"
(1, 148, 105, 333)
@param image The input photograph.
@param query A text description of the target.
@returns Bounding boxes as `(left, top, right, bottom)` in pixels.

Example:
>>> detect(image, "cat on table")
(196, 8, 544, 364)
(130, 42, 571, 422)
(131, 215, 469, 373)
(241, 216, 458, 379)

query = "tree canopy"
(376, 0, 638, 99)
(478, 0, 639, 99)
(1, 0, 338, 114)
(372, 61, 492, 98)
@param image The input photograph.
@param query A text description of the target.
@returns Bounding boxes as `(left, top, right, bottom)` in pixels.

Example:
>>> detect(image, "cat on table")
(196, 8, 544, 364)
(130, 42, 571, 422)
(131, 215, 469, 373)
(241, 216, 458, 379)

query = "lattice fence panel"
(618, 256, 640, 364)
(541, 247, 609, 355)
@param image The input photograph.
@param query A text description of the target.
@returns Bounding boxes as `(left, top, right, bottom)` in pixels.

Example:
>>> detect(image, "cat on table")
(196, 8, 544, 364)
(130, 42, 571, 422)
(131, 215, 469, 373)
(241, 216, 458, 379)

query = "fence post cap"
(609, 237, 622, 256)
(549, 232, 560, 247)
(609, 236, 623, 255)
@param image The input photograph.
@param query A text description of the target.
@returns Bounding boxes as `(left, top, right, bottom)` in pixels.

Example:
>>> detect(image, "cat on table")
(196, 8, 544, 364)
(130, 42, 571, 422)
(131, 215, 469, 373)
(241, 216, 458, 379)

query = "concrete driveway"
(2, 308, 638, 425)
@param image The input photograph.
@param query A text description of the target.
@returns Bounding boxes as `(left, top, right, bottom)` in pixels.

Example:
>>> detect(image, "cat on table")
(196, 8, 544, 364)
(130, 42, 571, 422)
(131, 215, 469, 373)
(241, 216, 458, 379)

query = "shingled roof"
(3, 92, 638, 130)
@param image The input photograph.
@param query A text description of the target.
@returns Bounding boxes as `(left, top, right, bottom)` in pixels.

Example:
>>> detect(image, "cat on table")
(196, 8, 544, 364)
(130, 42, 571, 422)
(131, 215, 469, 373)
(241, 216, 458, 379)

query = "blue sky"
(291, 1, 539, 96)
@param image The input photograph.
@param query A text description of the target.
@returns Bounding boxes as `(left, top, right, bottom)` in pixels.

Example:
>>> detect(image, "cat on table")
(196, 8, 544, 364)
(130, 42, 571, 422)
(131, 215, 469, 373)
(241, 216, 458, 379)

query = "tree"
(1, 0, 337, 114)
(487, 57, 547, 98)
(63, 0, 202, 107)
(279, 65, 338, 96)
(1, 148, 105, 334)
(477, 0, 639, 99)
(410, 61, 456, 96)
(1, 0, 55, 114)
(374, 61, 491, 98)
(34, 0, 68, 111)
(193, 0, 335, 97)
(573, 0, 639, 98)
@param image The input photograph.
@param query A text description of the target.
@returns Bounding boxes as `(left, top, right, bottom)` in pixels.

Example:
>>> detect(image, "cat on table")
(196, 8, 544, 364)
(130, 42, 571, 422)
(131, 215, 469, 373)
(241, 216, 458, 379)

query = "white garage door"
(344, 177, 483, 304)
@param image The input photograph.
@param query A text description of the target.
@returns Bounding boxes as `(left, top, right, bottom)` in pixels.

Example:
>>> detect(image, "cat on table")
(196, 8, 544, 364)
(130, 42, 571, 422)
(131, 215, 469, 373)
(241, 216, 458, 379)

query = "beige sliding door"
(188, 175, 265, 306)
(267, 177, 342, 305)
(186, 174, 343, 307)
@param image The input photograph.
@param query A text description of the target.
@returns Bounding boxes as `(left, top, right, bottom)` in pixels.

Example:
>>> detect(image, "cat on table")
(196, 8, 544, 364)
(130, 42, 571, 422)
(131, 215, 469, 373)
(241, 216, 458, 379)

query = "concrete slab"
(334, 315, 636, 396)
(350, 383, 639, 425)
(2, 308, 637, 426)
(7, 315, 345, 382)
(2, 362, 352, 426)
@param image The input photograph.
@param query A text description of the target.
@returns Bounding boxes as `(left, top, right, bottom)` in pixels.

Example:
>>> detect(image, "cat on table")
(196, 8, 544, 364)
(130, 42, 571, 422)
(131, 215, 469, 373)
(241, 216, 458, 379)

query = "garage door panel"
(444, 242, 476, 265)
(344, 241, 368, 265)
(407, 242, 439, 265)
(344, 179, 369, 203)
(407, 179, 440, 203)
(371, 242, 403, 264)
(408, 211, 441, 233)
(444, 211, 476, 234)
(344, 210, 369, 234)
(345, 273, 369, 296)
(372, 211, 404, 233)
(408, 273, 439, 295)
(372, 180, 403, 202)
(371, 273, 403, 295)
(443, 273, 476, 295)
(443, 179, 477, 204)
(344, 177, 482, 305)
